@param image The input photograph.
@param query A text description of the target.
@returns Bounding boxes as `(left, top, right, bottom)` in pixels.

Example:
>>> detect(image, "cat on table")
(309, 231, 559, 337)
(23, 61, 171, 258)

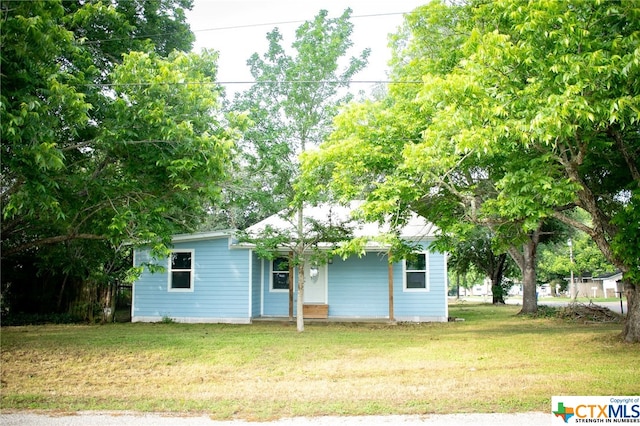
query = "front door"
(303, 263, 327, 304)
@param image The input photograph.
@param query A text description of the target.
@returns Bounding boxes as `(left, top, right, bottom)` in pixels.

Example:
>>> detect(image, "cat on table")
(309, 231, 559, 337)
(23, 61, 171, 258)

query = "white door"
(303, 263, 327, 304)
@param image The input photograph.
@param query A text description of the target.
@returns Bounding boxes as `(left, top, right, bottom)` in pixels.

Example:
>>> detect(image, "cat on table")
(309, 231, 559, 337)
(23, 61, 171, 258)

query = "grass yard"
(1, 304, 638, 420)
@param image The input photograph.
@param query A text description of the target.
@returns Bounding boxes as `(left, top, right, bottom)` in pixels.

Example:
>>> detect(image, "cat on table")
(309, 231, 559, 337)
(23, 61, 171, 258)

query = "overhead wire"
(87, 80, 422, 87)
(81, 11, 410, 45)
(191, 12, 407, 34)
(7, 3, 420, 87)
(3, 0, 416, 49)
(4, 4, 425, 142)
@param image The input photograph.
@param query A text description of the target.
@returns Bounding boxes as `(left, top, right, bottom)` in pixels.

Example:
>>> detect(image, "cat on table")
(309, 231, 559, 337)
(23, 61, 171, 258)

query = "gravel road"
(0, 412, 550, 426)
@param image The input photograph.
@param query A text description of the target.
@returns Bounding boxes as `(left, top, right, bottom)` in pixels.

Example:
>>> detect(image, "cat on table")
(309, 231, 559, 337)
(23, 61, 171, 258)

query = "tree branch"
(608, 127, 640, 184)
(507, 245, 524, 272)
(552, 211, 594, 236)
(60, 139, 96, 151)
(552, 210, 625, 273)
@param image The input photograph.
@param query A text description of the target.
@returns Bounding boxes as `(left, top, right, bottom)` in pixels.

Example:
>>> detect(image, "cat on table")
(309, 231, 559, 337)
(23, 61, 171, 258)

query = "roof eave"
(172, 229, 236, 243)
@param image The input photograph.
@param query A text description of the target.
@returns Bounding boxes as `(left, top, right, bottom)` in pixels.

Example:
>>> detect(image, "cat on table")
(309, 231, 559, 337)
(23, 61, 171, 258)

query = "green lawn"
(1, 304, 637, 420)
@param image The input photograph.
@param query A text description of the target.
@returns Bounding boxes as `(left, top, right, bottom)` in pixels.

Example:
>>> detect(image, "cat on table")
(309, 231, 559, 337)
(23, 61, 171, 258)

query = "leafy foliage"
(1, 0, 234, 319)
(301, 0, 640, 339)
(435, 226, 519, 303)
(240, 205, 357, 266)
(218, 8, 370, 229)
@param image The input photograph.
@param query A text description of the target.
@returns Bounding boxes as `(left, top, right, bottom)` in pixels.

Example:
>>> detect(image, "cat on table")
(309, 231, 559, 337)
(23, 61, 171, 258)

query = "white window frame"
(168, 249, 195, 292)
(403, 251, 429, 292)
(270, 256, 290, 293)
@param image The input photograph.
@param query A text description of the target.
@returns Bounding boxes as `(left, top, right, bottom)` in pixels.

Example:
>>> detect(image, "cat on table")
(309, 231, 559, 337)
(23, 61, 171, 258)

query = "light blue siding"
(261, 259, 290, 316)
(133, 237, 251, 322)
(257, 247, 447, 320)
(328, 254, 389, 318)
(394, 249, 448, 320)
(251, 252, 261, 317)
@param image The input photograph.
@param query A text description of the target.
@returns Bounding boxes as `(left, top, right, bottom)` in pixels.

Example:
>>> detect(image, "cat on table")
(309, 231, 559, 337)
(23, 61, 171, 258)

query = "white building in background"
(537, 284, 552, 297)
(594, 271, 623, 298)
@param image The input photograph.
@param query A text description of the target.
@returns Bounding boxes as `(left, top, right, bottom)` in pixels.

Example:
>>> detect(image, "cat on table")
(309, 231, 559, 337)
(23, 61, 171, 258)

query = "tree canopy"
(300, 0, 640, 341)
(215, 9, 370, 229)
(1, 0, 235, 319)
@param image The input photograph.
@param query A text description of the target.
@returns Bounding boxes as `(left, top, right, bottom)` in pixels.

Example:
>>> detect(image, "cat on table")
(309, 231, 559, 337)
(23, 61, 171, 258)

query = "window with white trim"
(404, 252, 428, 291)
(271, 256, 290, 291)
(169, 250, 194, 291)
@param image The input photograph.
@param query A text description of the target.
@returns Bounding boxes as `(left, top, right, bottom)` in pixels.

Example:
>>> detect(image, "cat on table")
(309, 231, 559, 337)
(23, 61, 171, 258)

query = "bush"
(1, 311, 86, 326)
(526, 304, 559, 318)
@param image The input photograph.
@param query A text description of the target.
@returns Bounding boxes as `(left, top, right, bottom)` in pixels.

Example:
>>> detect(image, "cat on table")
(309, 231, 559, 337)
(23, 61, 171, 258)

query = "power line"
(217, 80, 421, 85)
(3, 0, 415, 44)
(82, 11, 411, 45)
(88, 80, 422, 87)
(192, 12, 407, 34)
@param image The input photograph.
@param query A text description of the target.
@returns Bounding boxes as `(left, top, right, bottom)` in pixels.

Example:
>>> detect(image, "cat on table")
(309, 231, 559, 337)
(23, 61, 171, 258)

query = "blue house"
(132, 204, 448, 323)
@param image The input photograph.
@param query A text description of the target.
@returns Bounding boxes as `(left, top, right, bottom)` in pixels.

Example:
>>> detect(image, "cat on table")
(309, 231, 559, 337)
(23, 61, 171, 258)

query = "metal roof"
(168, 203, 437, 247)
(245, 201, 437, 241)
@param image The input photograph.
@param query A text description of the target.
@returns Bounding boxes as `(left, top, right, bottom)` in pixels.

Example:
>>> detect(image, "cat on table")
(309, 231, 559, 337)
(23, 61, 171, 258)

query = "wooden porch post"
(288, 251, 294, 321)
(388, 259, 395, 322)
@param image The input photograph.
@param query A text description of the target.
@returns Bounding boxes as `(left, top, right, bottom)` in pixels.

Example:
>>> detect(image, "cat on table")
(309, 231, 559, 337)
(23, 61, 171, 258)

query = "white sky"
(185, 0, 428, 94)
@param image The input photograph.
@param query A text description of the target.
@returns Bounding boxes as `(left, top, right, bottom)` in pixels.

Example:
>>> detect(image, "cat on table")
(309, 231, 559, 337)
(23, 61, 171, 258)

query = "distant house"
(562, 271, 622, 298)
(131, 204, 448, 323)
(593, 271, 624, 298)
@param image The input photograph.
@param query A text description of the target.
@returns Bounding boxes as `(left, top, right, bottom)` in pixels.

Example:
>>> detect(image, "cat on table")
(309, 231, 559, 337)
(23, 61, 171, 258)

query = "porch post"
(388, 259, 395, 322)
(288, 251, 294, 321)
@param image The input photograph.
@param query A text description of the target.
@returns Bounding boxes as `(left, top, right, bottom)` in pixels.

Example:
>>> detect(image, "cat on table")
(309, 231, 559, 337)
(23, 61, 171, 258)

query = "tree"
(221, 9, 370, 229)
(241, 203, 356, 319)
(1, 0, 235, 320)
(437, 226, 517, 304)
(301, 1, 552, 315)
(538, 226, 617, 296)
(398, 0, 639, 339)
(433, 0, 640, 341)
(229, 9, 369, 332)
(302, 0, 639, 340)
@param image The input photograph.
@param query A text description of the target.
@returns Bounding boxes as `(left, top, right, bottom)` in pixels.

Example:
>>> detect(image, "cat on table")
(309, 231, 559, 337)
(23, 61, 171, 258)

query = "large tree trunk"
(520, 240, 538, 314)
(491, 253, 507, 304)
(556, 151, 638, 341)
(621, 280, 640, 343)
(507, 228, 541, 315)
(102, 281, 117, 323)
(491, 283, 504, 304)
